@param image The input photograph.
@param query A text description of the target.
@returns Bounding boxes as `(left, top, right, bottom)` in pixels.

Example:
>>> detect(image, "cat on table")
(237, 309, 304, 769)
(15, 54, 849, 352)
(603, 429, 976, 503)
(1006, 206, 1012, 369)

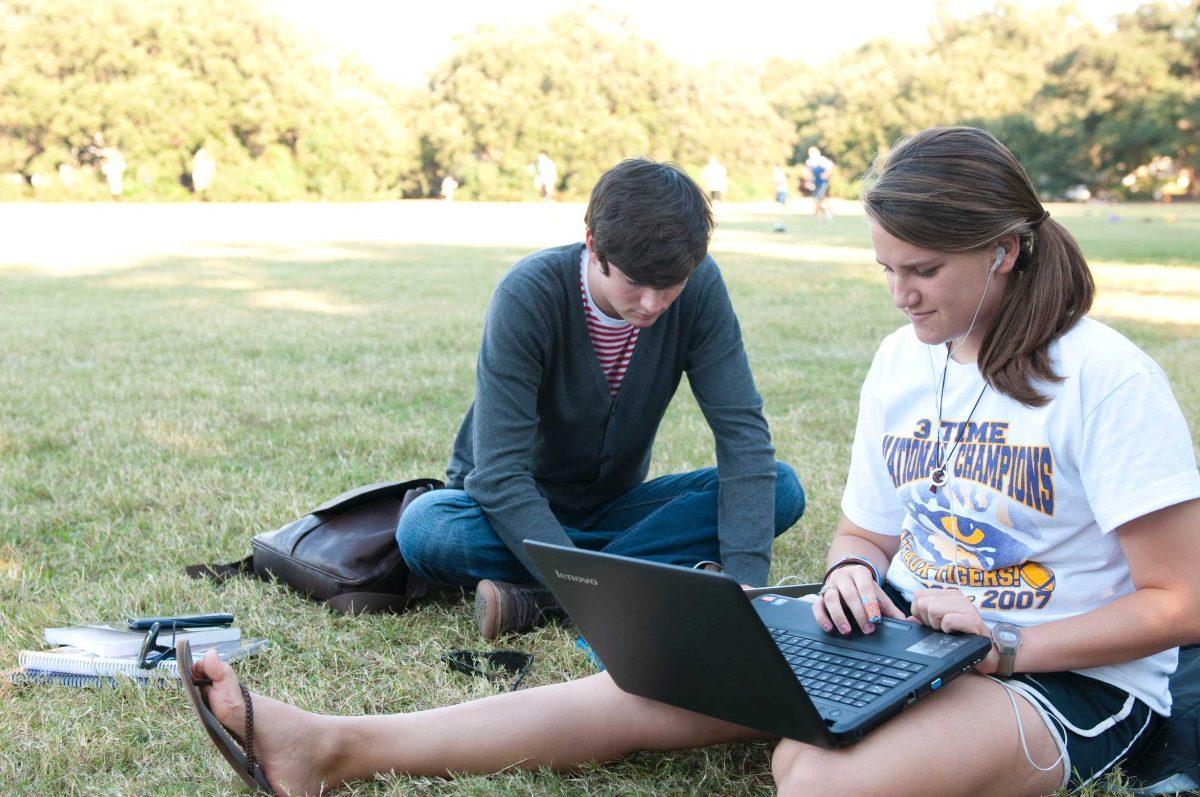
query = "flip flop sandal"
(177, 639, 276, 795)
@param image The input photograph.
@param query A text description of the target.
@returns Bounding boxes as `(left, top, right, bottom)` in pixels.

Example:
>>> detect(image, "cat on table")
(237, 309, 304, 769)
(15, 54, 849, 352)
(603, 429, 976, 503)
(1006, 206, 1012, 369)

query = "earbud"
(990, 247, 1006, 273)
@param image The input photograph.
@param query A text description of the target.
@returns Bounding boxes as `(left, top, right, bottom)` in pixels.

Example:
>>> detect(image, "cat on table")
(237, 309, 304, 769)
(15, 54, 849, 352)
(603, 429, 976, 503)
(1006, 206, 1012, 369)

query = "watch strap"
(995, 649, 1017, 679)
(992, 624, 1021, 679)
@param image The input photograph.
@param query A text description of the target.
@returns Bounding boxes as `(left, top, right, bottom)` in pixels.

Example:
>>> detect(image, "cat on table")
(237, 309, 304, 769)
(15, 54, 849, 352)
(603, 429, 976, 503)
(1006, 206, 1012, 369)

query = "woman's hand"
(909, 588, 999, 674)
(812, 564, 906, 635)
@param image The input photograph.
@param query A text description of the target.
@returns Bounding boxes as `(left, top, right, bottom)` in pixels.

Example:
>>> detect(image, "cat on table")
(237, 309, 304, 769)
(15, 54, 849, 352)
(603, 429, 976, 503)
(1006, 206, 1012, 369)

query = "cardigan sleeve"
(463, 279, 576, 580)
(684, 261, 778, 585)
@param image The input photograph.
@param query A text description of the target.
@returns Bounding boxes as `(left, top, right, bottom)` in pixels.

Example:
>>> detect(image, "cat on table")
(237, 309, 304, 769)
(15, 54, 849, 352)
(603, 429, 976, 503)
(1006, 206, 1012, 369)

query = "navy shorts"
(884, 585, 1161, 788)
(997, 671, 1160, 789)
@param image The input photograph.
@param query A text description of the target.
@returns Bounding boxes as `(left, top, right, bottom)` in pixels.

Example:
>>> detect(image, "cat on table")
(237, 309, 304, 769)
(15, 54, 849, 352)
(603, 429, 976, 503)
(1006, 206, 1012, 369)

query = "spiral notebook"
(13, 637, 269, 685)
(9, 671, 178, 689)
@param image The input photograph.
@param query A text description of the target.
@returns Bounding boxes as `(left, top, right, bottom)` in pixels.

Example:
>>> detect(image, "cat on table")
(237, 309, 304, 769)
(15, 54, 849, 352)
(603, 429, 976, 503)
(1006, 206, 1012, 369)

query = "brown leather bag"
(188, 478, 442, 615)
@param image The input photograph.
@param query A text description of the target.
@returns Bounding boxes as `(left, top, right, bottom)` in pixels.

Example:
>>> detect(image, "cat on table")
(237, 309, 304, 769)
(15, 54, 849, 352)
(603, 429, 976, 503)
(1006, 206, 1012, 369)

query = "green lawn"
(1, 201, 1197, 795)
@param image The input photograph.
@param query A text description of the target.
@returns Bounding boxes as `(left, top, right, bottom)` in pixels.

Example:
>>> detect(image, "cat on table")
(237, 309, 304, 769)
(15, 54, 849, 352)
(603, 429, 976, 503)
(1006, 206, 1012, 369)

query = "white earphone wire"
(929, 247, 1004, 580)
(946, 247, 1003, 358)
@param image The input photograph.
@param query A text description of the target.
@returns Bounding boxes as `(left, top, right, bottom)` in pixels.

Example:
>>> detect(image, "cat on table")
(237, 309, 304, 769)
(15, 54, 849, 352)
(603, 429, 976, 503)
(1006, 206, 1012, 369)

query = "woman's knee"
(579, 672, 673, 747)
(772, 741, 849, 797)
(589, 671, 660, 717)
(773, 461, 806, 535)
(585, 671, 749, 752)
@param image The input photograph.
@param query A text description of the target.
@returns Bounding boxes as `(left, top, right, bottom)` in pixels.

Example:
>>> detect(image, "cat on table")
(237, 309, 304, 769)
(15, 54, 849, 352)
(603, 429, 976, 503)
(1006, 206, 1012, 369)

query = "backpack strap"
(186, 556, 256, 584)
(326, 588, 422, 616)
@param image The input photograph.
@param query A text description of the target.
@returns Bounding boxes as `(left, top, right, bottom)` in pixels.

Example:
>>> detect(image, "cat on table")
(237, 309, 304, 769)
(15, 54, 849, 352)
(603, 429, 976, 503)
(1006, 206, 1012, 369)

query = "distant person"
(396, 158, 804, 641)
(702, 156, 728, 203)
(798, 163, 815, 197)
(191, 147, 216, 196)
(806, 146, 834, 220)
(99, 147, 126, 198)
(441, 175, 459, 202)
(534, 152, 558, 201)
(772, 166, 789, 233)
(772, 166, 789, 207)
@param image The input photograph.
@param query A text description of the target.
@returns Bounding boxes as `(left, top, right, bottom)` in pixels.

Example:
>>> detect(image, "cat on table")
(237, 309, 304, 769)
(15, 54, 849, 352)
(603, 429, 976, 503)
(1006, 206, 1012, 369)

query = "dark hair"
(861, 126, 1094, 407)
(584, 158, 713, 288)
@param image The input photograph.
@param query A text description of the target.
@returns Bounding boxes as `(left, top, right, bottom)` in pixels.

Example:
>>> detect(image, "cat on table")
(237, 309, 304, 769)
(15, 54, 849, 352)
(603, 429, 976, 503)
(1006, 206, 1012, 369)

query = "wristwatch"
(991, 622, 1022, 679)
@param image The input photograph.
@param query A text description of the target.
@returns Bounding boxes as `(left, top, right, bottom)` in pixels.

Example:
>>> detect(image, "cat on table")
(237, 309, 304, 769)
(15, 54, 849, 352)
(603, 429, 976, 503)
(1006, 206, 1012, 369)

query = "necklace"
(929, 351, 988, 493)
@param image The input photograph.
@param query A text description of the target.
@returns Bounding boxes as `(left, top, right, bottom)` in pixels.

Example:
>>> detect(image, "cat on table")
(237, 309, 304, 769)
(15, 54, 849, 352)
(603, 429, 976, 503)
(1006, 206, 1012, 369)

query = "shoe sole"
(474, 580, 507, 642)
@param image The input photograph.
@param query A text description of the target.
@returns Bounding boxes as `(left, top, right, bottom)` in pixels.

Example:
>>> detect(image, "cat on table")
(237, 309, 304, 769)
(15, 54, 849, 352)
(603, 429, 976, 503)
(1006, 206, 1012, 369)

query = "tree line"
(0, 0, 1196, 201)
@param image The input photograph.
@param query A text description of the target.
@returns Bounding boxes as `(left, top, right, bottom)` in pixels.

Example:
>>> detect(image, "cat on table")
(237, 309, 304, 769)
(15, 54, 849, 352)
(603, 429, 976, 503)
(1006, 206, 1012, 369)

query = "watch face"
(995, 626, 1021, 646)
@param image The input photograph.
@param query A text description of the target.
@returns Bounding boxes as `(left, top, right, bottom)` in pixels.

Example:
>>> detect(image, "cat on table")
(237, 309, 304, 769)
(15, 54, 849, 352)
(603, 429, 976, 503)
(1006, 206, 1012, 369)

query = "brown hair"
(584, 158, 713, 288)
(861, 126, 1094, 407)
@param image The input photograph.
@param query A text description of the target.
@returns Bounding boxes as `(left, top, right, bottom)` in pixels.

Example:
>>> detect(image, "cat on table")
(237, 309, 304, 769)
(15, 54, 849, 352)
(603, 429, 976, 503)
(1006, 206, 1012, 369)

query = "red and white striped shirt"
(580, 250, 638, 397)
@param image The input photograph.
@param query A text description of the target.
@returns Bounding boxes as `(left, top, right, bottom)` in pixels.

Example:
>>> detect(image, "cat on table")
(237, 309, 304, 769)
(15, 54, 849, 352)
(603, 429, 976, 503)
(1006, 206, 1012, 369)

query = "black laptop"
(524, 541, 991, 746)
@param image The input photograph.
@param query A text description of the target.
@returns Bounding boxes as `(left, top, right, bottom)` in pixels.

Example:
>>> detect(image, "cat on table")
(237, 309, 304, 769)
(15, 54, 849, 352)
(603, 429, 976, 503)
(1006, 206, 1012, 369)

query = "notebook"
(42, 623, 240, 658)
(9, 671, 177, 689)
(15, 637, 269, 680)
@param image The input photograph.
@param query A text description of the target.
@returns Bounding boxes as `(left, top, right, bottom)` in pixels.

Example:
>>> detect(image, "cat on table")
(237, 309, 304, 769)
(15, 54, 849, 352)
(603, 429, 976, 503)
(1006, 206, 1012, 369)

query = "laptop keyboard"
(767, 627, 925, 709)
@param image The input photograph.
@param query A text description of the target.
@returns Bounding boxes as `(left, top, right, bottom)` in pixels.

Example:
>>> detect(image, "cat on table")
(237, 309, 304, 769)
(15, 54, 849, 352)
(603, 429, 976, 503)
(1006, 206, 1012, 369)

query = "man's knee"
(395, 489, 471, 580)
(773, 461, 805, 535)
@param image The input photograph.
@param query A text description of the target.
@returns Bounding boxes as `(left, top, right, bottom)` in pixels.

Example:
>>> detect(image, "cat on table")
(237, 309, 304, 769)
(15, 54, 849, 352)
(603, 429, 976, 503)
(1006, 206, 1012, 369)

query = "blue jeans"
(396, 461, 805, 588)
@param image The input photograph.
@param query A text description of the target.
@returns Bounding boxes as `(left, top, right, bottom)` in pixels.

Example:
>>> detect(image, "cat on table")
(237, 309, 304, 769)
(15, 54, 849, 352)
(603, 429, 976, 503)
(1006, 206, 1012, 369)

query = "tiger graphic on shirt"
(882, 418, 1058, 611)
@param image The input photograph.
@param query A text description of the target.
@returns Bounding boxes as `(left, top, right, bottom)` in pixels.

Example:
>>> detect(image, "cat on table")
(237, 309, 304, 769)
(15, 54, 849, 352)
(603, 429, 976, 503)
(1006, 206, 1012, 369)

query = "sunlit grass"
(0, 201, 1197, 795)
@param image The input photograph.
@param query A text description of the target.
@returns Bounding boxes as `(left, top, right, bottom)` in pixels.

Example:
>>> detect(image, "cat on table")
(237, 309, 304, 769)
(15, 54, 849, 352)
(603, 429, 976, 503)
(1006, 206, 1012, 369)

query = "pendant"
(930, 467, 948, 492)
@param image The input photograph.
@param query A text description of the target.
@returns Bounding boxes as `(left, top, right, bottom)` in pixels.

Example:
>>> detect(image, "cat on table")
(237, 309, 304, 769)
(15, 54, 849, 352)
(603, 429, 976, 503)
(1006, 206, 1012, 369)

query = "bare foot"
(193, 650, 339, 796)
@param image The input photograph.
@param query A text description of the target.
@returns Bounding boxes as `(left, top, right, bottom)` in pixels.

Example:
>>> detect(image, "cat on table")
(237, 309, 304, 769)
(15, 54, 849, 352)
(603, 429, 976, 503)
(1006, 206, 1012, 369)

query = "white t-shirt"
(842, 317, 1200, 715)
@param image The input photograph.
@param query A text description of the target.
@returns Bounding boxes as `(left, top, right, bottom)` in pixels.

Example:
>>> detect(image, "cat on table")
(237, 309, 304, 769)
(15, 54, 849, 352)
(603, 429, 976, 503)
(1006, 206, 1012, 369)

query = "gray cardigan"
(447, 243, 777, 585)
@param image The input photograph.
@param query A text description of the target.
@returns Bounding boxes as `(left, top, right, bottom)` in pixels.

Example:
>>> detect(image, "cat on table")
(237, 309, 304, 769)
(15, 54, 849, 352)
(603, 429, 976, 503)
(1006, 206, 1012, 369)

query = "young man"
(397, 158, 805, 640)
(805, 146, 835, 221)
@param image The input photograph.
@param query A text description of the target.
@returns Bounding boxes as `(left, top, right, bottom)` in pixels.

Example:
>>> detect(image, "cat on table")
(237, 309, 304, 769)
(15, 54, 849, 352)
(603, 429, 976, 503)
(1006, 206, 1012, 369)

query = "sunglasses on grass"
(443, 649, 533, 691)
(132, 613, 234, 671)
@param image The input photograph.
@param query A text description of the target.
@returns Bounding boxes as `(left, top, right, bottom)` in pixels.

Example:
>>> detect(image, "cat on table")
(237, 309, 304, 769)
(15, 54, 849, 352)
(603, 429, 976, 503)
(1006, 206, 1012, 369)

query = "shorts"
(997, 671, 1160, 789)
(776, 190, 788, 204)
(812, 182, 829, 200)
(883, 585, 1161, 788)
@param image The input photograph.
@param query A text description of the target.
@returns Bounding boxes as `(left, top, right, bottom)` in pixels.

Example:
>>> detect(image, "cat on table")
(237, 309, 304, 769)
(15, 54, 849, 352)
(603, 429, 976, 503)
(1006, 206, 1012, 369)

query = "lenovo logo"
(555, 569, 598, 586)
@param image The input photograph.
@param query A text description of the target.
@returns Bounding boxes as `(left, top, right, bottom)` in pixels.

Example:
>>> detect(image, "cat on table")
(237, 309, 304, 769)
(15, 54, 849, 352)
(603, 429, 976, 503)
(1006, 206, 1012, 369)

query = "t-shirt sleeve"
(1080, 366, 1200, 533)
(841, 347, 908, 535)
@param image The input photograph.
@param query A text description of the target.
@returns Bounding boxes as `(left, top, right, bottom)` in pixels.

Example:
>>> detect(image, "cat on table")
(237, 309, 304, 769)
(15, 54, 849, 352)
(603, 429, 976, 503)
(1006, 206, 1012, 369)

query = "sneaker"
(474, 579, 564, 642)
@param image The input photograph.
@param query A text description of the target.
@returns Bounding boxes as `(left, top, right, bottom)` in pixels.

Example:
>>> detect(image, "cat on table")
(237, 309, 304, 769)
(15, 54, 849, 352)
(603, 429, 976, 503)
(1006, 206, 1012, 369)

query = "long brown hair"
(861, 126, 1094, 407)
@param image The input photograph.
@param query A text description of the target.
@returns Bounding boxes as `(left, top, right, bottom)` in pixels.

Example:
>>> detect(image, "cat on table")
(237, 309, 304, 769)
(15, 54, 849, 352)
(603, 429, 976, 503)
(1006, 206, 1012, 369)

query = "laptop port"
(905, 691, 918, 706)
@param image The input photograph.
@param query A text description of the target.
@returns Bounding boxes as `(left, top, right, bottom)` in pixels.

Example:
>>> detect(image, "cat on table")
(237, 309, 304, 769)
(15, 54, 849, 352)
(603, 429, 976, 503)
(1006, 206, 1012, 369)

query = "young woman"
(182, 127, 1200, 796)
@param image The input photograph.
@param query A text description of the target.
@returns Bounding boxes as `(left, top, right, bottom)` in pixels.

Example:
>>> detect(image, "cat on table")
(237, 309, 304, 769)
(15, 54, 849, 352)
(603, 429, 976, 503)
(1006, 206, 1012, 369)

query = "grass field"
(1, 199, 1197, 796)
